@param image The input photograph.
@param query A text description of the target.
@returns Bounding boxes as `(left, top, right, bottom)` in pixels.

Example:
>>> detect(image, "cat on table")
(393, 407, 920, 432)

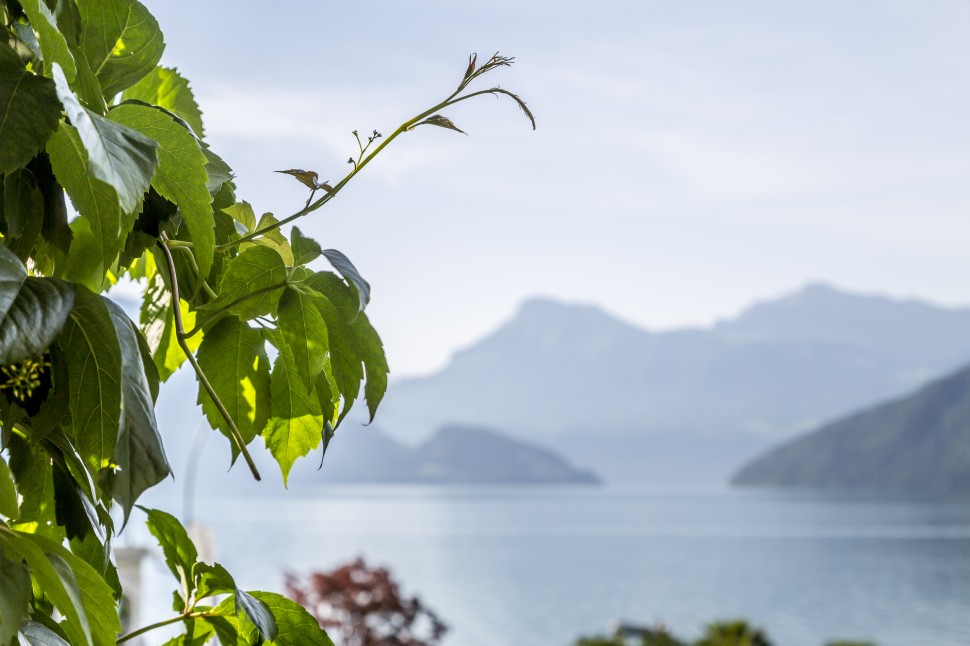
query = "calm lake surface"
(137, 485, 970, 645)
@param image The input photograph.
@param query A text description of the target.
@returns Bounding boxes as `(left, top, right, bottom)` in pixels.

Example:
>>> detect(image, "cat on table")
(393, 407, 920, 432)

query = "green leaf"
(262, 336, 323, 485)
(19, 0, 77, 81)
(192, 562, 236, 601)
(0, 277, 75, 365)
(290, 227, 322, 266)
(203, 147, 233, 195)
(141, 507, 198, 596)
(7, 437, 59, 540)
(277, 287, 329, 392)
(321, 249, 370, 312)
(51, 63, 158, 214)
(0, 458, 18, 519)
(235, 589, 278, 644)
(207, 246, 286, 322)
(196, 318, 270, 460)
(122, 66, 204, 137)
(161, 619, 215, 646)
(46, 122, 122, 290)
(305, 273, 387, 422)
(0, 244, 27, 323)
(0, 42, 61, 175)
(24, 533, 121, 646)
(222, 201, 256, 233)
(0, 530, 90, 646)
(108, 103, 214, 281)
(0, 546, 31, 645)
(3, 168, 45, 261)
(79, 0, 165, 97)
(18, 620, 72, 646)
(58, 285, 122, 473)
(236, 592, 333, 646)
(104, 299, 170, 521)
(241, 212, 293, 266)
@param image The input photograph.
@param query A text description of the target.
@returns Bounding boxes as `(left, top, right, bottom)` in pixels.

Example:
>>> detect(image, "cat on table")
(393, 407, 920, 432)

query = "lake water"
(136, 485, 970, 645)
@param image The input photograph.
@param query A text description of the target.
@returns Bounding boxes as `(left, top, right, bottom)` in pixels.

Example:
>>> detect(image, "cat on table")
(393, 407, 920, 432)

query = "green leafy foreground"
(0, 0, 532, 643)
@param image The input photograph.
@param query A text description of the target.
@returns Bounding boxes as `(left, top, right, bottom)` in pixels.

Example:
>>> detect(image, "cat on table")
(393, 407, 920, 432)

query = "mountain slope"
(732, 365, 970, 494)
(373, 284, 970, 482)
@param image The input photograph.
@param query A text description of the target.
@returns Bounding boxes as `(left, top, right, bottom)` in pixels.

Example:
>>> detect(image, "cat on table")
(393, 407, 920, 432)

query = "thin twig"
(157, 237, 261, 481)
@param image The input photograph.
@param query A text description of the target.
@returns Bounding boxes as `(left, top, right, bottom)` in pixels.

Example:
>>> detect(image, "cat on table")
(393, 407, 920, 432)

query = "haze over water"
(138, 485, 970, 645)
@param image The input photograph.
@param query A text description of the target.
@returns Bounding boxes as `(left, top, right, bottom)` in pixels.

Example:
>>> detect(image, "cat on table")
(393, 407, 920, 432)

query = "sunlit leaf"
(206, 246, 286, 322)
(79, 0, 165, 97)
(123, 66, 204, 137)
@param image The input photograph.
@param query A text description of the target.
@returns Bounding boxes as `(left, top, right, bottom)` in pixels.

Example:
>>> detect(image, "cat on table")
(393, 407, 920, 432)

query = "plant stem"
(116, 611, 215, 644)
(183, 281, 289, 338)
(157, 238, 261, 481)
(215, 87, 490, 251)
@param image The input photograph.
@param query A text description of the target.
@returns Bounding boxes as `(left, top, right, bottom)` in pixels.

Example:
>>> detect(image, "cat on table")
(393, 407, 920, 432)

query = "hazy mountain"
(732, 364, 970, 494)
(374, 284, 970, 482)
(288, 425, 600, 485)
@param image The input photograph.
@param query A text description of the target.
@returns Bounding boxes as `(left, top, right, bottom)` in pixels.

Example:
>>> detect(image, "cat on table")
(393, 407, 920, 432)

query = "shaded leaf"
(235, 589, 278, 644)
(18, 0, 77, 81)
(0, 277, 75, 366)
(0, 244, 27, 323)
(7, 436, 59, 540)
(51, 63, 158, 214)
(140, 271, 201, 381)
(0, 42, 61, 175)
(0, 546, 31, 645)
(18, 620, 72, 646)
(321, 248, 370, 312)
(2, 168, 45, 261)
(193, 562, 236, 601)
(122, 66, 204, 137)
(46, 122, 122, 290)
(58, 285, 121, 473)
(196, 318, 270, 461)
(79, 0, 165, 97)
(104, 298, 170, 522)
(0, 458, 18, 518)
(109, 103, 214, 281)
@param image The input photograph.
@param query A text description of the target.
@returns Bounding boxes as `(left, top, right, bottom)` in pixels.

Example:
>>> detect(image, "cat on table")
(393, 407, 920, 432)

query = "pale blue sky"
(145, 1, 970, 376)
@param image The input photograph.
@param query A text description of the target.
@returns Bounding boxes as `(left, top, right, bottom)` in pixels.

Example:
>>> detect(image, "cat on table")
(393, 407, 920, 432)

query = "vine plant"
(0, 0, 533, 644)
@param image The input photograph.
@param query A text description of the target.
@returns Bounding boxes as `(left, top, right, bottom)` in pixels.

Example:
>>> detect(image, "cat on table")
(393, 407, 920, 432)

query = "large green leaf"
(122, 66, 204, 137)
(104, 299, 170, 521)
(0, 244, 27, 323)
(46, 122, 122, 291)
(0, 277, 75, 365)
(108, 103, 214, 281)
(290, 227, 322, 265)
(51, 63, 157, 214)
(22, 533, 121, 646)
(79, 0, 165, 97)
(206, 246, 286, 322)
(140, 507, 198, 593)
(241, 212, 293, 266)
(3, 168, 45, 261)
(58, 286, 122, 473)
(0, 42, 61, 175)
(7, 437, 59, 540)
(262, 336, 323, 485)
(196, 318, 270, 460)
(0, 546, 31, 645)
(19, 0, 77, 81)
(277, 287, 329, 392)
(0, 529, 90, 646)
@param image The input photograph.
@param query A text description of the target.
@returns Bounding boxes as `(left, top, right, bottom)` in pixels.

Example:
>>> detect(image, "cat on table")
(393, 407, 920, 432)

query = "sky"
(142, 0, 970, 377)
